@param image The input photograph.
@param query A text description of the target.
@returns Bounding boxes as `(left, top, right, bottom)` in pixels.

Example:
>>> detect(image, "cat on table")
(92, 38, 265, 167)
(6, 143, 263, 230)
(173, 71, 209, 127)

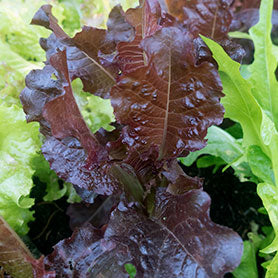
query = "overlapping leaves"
(44, 189, 242, 278)
(17, 0, 245, 276)
(0, 215, 55, 278)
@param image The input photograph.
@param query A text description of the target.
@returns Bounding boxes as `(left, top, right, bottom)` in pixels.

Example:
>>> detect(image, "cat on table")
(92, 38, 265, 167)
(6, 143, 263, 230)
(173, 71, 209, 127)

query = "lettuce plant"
(0, 0, 247, 277)
(179, 0, 278, 276)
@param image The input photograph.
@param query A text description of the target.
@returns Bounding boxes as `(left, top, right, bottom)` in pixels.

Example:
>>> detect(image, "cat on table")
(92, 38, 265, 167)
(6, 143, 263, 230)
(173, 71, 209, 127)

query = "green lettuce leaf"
(202, 1, 278, 276)
(72, 79, 115, 133)
(248, 0, 278, 129)
(179, 126, 255, 181)
(0, 102, 40, 235)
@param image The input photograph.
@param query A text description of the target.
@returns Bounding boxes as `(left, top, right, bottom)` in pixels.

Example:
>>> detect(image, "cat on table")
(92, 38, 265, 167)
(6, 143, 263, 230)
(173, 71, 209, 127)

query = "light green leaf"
(233, 241, 258, 278)
(0, 40, 41, 76)
(229, 31, 252, 40)
(247, 145, 275, 185)
(0, 0, 51, 62)
(179, 126, 243, 165)
(249, 0, 278, 129)
(124, 263, 137, 278)
(0, 103, 40, 235)
(201, 35, 264, 150)
(179, 126, 254, 180)
(265, 252, 278, 278)
(201, 35, 278, 185)
(257, 183, 278, 254)
(73, 79, 115, 133)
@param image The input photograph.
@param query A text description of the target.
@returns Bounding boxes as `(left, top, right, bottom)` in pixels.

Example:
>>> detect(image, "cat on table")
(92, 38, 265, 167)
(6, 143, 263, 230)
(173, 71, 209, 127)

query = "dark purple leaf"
(163, 160, 203, 194)
(45, 189, 243, 277)
(20, 50, 120, 197)
(111, 27, 224, 160)
(230, 8, 278, 33)
(32, 4, 134, 98)
(165, 0, 233, 41)
(115, 0, 173, 74)
(66, 195, 120, 230)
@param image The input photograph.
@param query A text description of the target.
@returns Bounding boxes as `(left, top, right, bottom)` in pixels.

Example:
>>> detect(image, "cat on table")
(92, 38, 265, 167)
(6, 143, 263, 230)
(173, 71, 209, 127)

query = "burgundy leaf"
(32, 4, 134, 98)
(115, 0, 172, 74)
(111, 27, 224, 160)
(0, 216, 55, 278)
(66, 195, 120, 230)
(230, 8, 278, 33)
(20, 50, 120, 196)
(165, 0, 233, 41)
(231, 0, 278, 10)
(45, 189, 243, 277)
(163, 160, 203, 194)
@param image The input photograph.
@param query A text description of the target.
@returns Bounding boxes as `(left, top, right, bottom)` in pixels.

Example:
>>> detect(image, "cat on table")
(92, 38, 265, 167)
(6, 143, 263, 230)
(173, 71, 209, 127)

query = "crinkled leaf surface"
(31, 4, 134, 98)
(20, 50, 119, 197)
(0, 215, 55, 278)
(165, 0, 233, 41)
(45, 189, 242, 277)
(115, 0, 166, 74)
(0, 103, 40, 235)
(111, 27, 224, 159)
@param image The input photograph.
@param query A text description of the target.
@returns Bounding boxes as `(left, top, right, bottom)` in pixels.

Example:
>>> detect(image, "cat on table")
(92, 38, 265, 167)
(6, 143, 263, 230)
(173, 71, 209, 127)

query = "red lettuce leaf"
(32, 4, 134, 98)
(163, 0, 244, 62)
(163, 160, 203, 194)
(114, 0, 175, 75)
(44, 189, 243, 277)
(20, 50, 120, 197)
(111, 26, 224, 160)
(0, 216, 55, 278)
(165, 0, 233, 40)
(66, 195, 120, 230)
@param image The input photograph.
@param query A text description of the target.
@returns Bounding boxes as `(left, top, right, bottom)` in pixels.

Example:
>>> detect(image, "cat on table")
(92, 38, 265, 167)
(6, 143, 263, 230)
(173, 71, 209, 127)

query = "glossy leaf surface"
(112, 26, 224, 159)
(45, 189, 243, 277)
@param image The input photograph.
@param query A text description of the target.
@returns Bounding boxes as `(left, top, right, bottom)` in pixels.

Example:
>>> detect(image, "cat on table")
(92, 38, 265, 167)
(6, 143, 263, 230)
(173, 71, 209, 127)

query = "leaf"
(201, 35, 278, 185)
(0, 215, 55, 278)
(233, 241, 258, 278)
(31, 155, 67, 202)
(112, 27, 224, 160)
(257, 183, 278, 277)
(115, 0, 167, 74)
(0, 41, 41, 76)
(31, 4, 134, 98)
(248, 0, 278, 130)
(0, 102, 40, 235)
(179, 126, 243, 166)
(247, 145, 275, 185)
(66, 195, 119, 230)
(265, 252, 278, 278)
(72, 79, 116, 133)
(165, 0, 233, 41)
(162, 160, 203, 195)
(44, 189, 243, 277)
(20, 50, 120, 197)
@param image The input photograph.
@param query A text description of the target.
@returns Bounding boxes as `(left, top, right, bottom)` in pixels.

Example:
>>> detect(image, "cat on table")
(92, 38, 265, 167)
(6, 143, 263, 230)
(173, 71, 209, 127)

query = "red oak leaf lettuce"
(21, 50, 120, 197)
(111, 26, 224, 159)
(18, 1, 244, 276)
(44, 189, 243, 277)
(31, 4, 134, 98)
(0, 216, 55, 278)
